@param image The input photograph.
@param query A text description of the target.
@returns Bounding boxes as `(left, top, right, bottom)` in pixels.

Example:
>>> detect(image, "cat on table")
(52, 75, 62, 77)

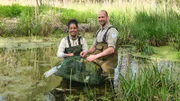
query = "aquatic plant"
(117, 66, 180, 101)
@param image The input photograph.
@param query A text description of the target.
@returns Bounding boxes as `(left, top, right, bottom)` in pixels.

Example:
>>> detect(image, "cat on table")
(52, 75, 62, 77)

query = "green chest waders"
(94, 26, 118, 73)
(54, 36, 105, 85)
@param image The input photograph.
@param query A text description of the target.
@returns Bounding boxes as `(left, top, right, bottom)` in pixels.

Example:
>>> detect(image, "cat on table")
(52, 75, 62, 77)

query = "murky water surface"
(0, 40, 61, 101)
(0, 38, 180, 101)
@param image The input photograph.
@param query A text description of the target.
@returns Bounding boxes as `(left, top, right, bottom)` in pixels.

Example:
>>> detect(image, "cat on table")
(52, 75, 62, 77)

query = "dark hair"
(67, 19, 78, 29)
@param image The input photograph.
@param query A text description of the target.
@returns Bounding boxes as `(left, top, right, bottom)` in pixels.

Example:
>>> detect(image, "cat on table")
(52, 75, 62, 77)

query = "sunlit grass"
(116, 65, 180, 101)
(0, 1, 179, 100)
(0, 0, 180, 54)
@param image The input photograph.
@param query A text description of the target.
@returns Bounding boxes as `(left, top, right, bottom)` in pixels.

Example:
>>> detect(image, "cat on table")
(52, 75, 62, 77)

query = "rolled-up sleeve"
(82, 37, 88, 51)
(57, 38, 66, 58)
(107, 28, 118, 49)
(92, 39, 97, 47)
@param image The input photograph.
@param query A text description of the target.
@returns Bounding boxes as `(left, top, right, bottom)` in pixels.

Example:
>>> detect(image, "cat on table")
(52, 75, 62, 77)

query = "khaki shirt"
(93, 24, 118, 49)
(57, 35, 88, 58)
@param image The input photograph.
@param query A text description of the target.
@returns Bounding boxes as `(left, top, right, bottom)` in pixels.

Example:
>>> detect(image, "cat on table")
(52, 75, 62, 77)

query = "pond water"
(0, 38, 180, 101)
(116, 48, 180, 80)
(0, 41, 61, 101)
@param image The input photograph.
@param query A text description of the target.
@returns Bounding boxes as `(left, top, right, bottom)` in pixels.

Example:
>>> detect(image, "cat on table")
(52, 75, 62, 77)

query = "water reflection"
(0, 45, 61, 101)
(114, 48, 180, 92)
(0, 96, 5, 101)
(1, 43, 180, 101)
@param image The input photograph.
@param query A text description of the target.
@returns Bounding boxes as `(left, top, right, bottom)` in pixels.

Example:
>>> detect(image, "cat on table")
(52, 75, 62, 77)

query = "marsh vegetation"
(0, 0, 180, 100)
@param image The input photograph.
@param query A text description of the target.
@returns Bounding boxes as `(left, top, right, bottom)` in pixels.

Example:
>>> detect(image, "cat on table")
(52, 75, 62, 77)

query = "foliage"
(119, 66, 180, 101)
(130, 12, 167, 46)
(0, 4, 56, 18)
(177, 40, 180, 51)
(129, 10, 180, 53)
(0, 5, 97, 37)
(0, 4, 21, 17)
(59, 8, 97, 24)
(109, 11, 132, 45)
(0, 1, 180, 52)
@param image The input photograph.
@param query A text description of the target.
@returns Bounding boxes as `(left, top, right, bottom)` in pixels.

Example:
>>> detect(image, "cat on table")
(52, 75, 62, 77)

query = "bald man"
(80, 10, 119, 74)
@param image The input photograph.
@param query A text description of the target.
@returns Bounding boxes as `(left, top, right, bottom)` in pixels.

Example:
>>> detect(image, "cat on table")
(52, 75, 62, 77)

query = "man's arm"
(87, 45, 96, 54)
(86, 47, 114, 62)
(80, 45, 96, 57)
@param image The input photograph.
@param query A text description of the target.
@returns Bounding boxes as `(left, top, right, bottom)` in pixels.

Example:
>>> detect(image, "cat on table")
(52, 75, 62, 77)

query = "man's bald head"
(98, 10, 109, 27)
(99, 10, 108, 17)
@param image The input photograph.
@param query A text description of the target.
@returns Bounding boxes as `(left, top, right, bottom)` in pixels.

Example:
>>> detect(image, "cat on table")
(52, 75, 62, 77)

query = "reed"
(0, 0, 180, 52)
(117, 66, 180, 101)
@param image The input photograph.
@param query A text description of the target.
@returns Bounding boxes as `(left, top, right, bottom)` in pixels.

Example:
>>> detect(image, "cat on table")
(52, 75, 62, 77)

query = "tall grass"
(106, 1, 180, 54)
(0, 4, 22, 17)
(0, 4, 98, 37)
(59, 8, 97, 24)
(117, 66, 180, 101)
(0, 4, 63, 37)
(0, 0, 180, 53)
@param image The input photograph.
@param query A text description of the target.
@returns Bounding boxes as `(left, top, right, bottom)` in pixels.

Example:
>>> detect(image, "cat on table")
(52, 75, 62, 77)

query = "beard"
(99, 21, 107, 27)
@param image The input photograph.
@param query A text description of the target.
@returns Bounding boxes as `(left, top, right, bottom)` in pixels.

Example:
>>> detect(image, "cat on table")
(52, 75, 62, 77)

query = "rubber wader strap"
(67, 36, 71, 47)
(96, 26, 115, 43)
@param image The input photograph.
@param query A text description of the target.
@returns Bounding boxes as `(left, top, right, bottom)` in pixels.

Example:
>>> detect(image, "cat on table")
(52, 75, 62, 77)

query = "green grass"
(60, 62, 180, 100)
(0, 1, 180, 53)
(0, 4, 22, 17)
(118, 66, 180, 101)
(59, 8, 97, 24)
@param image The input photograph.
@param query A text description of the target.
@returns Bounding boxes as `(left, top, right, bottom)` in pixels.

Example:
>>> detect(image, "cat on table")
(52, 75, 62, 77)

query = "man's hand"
(86, 55, 98, 62)
(80, 46, 96, 58)
(86, 47, 115, 62)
